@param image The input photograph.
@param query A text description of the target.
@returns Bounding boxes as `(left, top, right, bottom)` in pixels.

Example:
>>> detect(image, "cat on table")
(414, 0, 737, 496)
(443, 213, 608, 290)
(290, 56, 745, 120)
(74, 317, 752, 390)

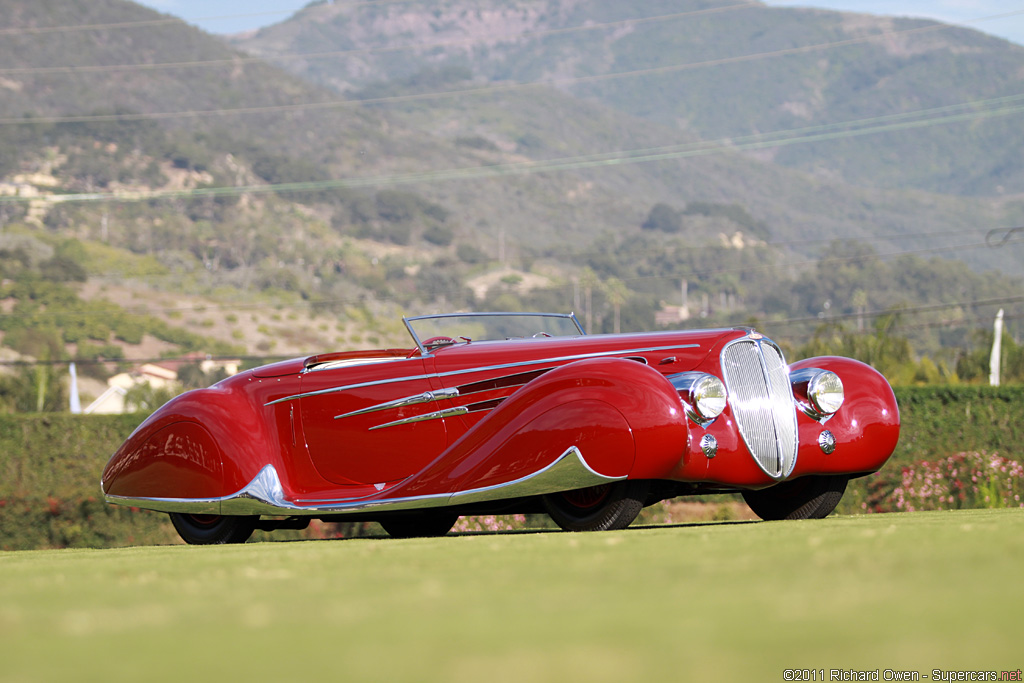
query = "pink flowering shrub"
(890, 451, 1024, 512)
(637, 499, 758, 524)
(452, 514, 529, 533)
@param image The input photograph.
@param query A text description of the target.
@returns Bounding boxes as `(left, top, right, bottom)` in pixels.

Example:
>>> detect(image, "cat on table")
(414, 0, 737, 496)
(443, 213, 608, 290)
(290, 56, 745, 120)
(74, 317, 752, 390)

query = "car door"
(299, 357, 450, 486)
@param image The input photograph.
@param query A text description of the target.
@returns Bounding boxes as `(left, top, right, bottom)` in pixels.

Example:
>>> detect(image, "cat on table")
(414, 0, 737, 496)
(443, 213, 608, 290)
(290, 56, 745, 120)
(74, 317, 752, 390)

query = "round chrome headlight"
(691, 374, 728, 421)
(669, 372, 728, 425)
(807, 370, 844, 416)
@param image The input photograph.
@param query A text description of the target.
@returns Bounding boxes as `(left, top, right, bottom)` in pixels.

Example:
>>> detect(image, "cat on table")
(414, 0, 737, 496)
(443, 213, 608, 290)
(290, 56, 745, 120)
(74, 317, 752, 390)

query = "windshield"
(404, 312, 584, 352)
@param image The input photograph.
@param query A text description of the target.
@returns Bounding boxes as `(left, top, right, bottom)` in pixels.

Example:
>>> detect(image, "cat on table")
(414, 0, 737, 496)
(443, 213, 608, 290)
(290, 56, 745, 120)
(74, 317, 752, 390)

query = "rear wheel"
(379, 513, 459, 539)
(543, 480, 650, 531)
(742, 475, 848, 521)
(169, 513, 258, 545)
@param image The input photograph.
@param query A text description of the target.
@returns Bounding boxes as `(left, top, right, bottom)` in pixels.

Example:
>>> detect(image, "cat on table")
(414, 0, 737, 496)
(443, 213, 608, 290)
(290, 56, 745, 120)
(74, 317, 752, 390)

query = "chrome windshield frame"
(403, 312, 585, 356)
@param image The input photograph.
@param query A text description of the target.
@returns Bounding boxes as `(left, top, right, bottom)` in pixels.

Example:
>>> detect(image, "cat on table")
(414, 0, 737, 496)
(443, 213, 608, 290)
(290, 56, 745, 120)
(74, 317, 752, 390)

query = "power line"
(4, 90, 1024, 204)
(756, 309, 1024, 343)
(0, 15, 190, 36)
(0, 3, 761, 75)
(754, 295, 1024, 330)
(5, 3, 1021, 74)
(2, 294, 1020, 368)
(0, 0, 418, 36)
(608, 237, 1020, 293)
(84, 225, 1005, 285)
(5, 8, 1024, 126)
(0, 354, 283, 367)
(6, 228, 1021, 323)
(886, 312, 1024, 334)
(3, 227, 1021, 365)
(2, 8, 1021, 367)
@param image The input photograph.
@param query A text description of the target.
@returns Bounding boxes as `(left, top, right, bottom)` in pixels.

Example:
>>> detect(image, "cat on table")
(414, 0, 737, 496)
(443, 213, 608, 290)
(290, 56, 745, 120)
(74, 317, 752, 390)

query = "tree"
(578, 267, 599, 333)
(641, 203, 682, 233)
(603, 277, 630, 334)
(123, 383, 178, 413)
(0, 365, 68, 413)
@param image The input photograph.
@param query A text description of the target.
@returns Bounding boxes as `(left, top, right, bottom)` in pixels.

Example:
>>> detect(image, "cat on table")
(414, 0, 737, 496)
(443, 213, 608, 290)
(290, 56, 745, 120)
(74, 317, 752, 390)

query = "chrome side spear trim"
(335, 368, 556, 423)
(368, 405, 469, 431)
(334, 387, 459, 420)
(266, 343, 700, 406)
(366, 397, 511, 430)
(103, 446, 624, 516)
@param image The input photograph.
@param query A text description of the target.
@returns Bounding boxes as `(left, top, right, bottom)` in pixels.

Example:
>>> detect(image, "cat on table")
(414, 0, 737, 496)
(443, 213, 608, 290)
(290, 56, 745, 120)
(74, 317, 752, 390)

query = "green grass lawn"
(1, 509, 1022, 682)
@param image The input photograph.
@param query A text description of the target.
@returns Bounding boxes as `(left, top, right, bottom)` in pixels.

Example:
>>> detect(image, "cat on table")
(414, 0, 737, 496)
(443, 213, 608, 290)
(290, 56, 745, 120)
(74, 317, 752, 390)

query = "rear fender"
(101, 385, 279, 502)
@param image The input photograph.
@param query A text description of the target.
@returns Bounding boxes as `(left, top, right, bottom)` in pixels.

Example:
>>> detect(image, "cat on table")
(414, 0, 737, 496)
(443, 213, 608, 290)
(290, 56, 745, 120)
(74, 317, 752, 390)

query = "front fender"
(394, 357, 690, 498)
(788, 356, 901, 478)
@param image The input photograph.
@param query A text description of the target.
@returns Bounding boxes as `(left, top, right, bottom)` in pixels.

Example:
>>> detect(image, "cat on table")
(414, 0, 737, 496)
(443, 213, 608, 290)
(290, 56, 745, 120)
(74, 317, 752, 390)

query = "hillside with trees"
(237, 0, 1024, 196)
(1, 0, 1023, 413)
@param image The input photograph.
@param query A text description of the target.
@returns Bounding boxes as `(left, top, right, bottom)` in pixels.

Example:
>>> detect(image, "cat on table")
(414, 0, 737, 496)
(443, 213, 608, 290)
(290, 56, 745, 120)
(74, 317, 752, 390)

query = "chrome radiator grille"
(721, 339, 798, 479)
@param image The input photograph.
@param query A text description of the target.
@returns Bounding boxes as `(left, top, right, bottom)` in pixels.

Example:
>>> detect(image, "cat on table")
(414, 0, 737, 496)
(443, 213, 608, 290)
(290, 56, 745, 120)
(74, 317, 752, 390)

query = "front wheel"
(169, 513, 258, 545)
(742, 474, 849, 521)
(543, 480, 650, 531)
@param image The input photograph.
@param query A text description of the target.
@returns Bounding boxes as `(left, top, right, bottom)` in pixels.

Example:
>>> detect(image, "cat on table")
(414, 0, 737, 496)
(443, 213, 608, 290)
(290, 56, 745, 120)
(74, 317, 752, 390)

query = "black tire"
(742, 475, 849, 521)
(169, 513, 258, 545)
(543, 480, 650, 532)
(379, 513, 459, 539)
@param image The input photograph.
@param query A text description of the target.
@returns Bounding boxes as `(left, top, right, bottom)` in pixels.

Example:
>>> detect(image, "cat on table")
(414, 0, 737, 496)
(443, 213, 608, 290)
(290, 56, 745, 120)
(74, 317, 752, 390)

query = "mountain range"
(235, 0, 1024, 197)
(1, 0, 1023, 378)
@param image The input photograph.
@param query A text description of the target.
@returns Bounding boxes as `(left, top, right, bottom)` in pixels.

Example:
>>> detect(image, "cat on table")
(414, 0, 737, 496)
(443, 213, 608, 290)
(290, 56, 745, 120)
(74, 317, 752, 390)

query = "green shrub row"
(0, 495, 381, 551)
(0, 496, 179, 551)
(1, 386, 1021, 549)
(831, 386, 1023, 514)
(889, 386, 1024, 466)
(0, 414, 143, 499)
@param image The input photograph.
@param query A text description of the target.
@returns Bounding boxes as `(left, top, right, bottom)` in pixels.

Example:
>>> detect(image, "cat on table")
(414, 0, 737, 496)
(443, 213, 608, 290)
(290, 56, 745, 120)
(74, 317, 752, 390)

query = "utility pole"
(69, 362, 82, 414)
(989, 309, 1004, 386)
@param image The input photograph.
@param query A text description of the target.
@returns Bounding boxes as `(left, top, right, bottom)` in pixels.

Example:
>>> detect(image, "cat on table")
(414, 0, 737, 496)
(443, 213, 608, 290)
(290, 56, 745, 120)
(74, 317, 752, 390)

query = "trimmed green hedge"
(0, 414, 143, 500)
(0, 496, 180, 551)
(890, 386, 1024, 465)
(0, 414, 376, 549)
(0, 414, 173, 550)
(1, 386, 1021, 549)
(834, 386, 1023, 514)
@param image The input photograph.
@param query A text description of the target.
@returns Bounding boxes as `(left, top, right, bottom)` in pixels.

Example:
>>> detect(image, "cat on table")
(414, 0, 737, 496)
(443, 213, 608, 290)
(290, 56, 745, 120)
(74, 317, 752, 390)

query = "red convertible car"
(101, 312, 900, 544)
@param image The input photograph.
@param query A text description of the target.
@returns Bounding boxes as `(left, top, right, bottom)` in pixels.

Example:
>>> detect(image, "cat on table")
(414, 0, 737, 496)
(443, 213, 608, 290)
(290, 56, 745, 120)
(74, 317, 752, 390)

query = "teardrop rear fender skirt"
(103, 445, 625, 516)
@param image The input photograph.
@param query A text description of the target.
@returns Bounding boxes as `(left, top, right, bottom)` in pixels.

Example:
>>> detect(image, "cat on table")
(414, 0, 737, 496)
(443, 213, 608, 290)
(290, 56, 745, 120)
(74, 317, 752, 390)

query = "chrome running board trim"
(103, 446, 625, 516)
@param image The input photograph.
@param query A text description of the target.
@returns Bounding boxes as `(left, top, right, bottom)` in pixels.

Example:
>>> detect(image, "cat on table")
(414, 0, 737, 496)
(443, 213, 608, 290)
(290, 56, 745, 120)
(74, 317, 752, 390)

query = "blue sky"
(135, 1, 1024, 46)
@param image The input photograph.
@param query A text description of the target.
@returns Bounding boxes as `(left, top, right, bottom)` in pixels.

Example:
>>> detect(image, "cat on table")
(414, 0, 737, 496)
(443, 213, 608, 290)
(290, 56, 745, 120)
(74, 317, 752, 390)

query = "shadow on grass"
(632, 519, 760, 530)
(265, 518, 761, 545)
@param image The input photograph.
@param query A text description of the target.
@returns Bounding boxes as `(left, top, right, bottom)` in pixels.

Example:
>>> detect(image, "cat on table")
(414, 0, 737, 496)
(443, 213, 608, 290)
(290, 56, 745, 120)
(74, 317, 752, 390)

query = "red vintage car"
(101, 312, 900, 544)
